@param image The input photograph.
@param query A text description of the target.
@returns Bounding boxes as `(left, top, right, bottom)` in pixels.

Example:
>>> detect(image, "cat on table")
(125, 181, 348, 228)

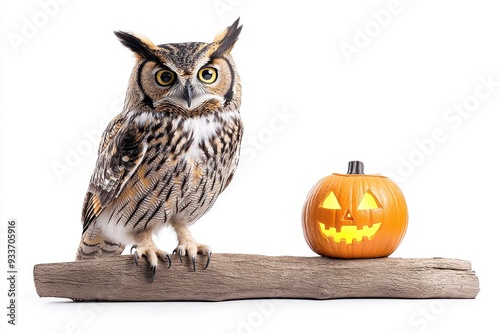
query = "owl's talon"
(166, 254, 172, 269)
(151, 266, 156, 283)
(130, 243, 169, 283)
(173, 248, 184, 263)
(204, 251, 212, 270)
(130, 244, 138, 254)
(173, 242, 211, 271)
(134, 252, 139, 266)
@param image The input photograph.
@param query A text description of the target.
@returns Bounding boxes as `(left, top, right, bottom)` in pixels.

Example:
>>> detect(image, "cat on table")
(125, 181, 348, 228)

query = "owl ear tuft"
(211, 18, 242, 58)
(114, 31, 160, 62)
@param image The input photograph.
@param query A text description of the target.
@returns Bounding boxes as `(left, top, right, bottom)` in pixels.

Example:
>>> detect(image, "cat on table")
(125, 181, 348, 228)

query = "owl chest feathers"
(132, 109, 241, 167)
(95, 109, 242, 241)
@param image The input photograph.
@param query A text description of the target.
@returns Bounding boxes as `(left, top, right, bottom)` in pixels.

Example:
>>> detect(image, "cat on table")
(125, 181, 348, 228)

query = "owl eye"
(198, 67, 218, 84)
(155, 69, 176, 86)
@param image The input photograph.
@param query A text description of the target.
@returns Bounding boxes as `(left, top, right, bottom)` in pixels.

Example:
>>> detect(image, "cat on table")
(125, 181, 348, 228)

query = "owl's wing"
(81, 118, 147, 234)
(97, 113, 127, 155)
(220, 131, 243, 193)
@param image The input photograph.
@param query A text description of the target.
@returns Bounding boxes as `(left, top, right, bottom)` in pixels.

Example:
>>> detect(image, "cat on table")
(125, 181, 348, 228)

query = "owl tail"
(76, 229, 125, 260)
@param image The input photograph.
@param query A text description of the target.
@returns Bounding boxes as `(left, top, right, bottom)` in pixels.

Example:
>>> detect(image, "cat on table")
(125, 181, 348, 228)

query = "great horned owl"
(76, 19, 243, 281)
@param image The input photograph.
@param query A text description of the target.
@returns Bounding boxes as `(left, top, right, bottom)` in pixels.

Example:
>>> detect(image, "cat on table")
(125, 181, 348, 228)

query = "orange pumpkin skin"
(302, 161, 408, 259)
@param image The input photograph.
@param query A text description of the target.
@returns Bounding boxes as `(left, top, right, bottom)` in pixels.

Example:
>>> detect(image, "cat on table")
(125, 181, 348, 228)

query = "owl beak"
(183, 81, 193, 108)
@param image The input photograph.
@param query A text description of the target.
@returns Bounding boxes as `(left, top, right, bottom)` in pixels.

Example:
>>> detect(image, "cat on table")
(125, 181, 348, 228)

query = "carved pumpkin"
(302, 161, 408, 258)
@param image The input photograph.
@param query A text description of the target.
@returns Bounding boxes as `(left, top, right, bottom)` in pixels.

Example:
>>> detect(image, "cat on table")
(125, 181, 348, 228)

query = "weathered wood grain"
(33, 254, 479, 301)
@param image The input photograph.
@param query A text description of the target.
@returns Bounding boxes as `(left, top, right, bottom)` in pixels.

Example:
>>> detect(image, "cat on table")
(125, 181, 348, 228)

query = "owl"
(76, 19, 243, 281)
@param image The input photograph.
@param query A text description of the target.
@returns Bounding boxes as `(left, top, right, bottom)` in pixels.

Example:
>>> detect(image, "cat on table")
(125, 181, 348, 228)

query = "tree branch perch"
(33, 254, 479, 301)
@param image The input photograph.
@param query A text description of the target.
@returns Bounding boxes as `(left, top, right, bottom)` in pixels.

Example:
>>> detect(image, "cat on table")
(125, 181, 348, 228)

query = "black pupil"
(202, 69, 213, 80)
(160, 71, 172, 83)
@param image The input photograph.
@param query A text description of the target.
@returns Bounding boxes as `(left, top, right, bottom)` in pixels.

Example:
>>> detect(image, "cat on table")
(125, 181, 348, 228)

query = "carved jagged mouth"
(318, 222, 382, 245)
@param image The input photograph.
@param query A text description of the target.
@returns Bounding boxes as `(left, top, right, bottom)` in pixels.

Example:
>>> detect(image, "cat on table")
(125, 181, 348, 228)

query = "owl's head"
(115, 19, 242, 116)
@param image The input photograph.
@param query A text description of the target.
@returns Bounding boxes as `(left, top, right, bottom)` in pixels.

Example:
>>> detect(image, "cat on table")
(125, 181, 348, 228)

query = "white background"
(1, 0, 499, 332)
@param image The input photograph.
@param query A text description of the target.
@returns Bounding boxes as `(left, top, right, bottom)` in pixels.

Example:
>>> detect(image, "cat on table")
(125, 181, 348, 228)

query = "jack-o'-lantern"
(302, 161, 408, 258)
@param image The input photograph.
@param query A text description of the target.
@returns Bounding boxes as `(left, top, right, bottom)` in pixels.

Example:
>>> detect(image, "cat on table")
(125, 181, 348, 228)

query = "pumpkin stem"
(347, 161, 364, 174)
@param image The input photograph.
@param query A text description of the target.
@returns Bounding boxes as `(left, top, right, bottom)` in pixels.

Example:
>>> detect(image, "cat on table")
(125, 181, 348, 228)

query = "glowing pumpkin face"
(302, 161, 408, 258)
(317, 190, 382, 244)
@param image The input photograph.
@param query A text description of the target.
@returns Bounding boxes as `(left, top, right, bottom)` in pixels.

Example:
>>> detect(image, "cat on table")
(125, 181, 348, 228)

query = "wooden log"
(33, 254, 479, 301)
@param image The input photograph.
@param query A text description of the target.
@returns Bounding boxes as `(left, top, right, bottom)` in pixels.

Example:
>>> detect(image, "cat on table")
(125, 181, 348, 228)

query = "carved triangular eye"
(320, 191, 341, 210)
(357, 191, 381, 210)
